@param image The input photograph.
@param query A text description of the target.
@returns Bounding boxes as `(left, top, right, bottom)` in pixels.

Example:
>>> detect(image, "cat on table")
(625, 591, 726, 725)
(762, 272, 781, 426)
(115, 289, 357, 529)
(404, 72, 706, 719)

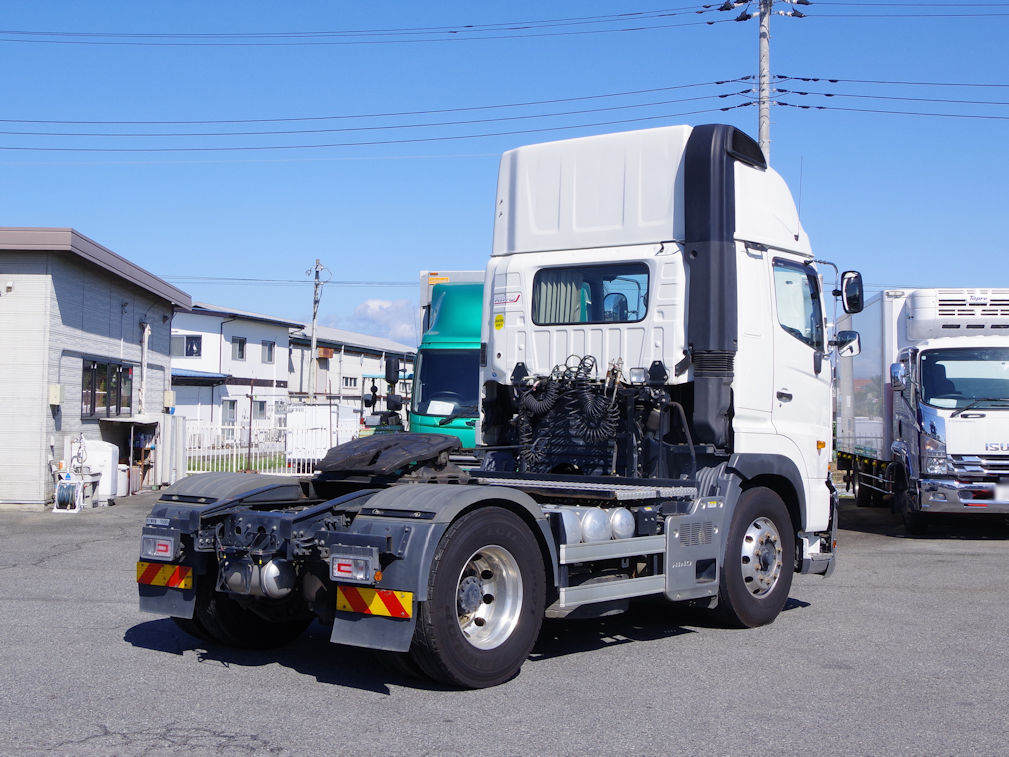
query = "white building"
(288, 324, 415, 409)
(0, 228, 190, 506)
(171, 308, 416, 461)
(170, 303, 303, 430)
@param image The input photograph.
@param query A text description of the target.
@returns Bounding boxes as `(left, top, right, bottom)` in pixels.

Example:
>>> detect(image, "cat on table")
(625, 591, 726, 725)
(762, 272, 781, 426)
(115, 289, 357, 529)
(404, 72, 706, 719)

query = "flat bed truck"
(138, 124, 863, 688)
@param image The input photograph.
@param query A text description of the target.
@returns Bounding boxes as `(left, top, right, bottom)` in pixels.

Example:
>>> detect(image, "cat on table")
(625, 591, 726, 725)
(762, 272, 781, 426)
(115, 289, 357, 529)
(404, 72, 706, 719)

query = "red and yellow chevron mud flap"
(136, 561, 193, 590)
(336, 585, 413, 619)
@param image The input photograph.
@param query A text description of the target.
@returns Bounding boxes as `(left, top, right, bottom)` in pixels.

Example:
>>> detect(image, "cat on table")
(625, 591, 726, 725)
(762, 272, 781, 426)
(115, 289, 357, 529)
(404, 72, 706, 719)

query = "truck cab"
(892, 333, 1009, 521)
(409, 281, 483, 448)
(480, 124, 859, 566)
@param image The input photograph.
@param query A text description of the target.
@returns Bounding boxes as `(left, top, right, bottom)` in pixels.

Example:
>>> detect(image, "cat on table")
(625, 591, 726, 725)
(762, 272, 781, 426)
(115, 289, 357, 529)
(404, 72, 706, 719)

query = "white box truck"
(836, 289, 1009, 531)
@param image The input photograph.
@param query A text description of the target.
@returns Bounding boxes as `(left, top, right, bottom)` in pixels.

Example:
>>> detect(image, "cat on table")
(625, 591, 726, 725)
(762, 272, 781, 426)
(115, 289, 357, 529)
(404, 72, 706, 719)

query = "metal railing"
(185, 419, 360, 476)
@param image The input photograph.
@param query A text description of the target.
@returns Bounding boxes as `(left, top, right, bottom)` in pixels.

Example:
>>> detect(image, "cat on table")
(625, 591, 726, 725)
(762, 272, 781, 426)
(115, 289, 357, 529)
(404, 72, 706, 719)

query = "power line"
(777, 75, 1009, 88)
(815, 1, 1009, 5)
(0, 79, 742, 126)
(775, 88, 1009, 106)
(0, 79, 745, 126)
(0, 91, 750, 138)
(0, 7, 718, 39)
(777, 101, 1009, 119)
(162, 276, 415, 287)
(0, 15, 735, 47)
(0, 103, 751, 152)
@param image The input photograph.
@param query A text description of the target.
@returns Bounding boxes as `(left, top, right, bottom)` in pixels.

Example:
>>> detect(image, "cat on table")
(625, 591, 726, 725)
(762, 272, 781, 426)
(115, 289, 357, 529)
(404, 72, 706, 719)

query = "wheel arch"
(726, 453, 805, 536)
(358, 484, 558, 595)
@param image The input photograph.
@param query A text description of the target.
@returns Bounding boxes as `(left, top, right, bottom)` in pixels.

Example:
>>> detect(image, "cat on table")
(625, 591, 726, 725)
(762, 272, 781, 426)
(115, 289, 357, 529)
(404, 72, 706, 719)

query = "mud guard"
(328, 483, 556, 653)
(139, 584, 196, 618)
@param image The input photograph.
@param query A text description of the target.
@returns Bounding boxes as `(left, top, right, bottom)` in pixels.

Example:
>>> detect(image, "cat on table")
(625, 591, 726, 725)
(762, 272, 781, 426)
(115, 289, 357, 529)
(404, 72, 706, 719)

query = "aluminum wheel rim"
(455, 545, 522, 650)
(739, 516, 783, 597)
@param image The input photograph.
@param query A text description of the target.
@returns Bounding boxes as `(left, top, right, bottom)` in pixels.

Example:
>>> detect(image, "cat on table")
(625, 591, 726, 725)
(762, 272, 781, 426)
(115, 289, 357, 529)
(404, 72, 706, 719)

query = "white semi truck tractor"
(836, 288, 1009, 532)
(137, 124, 863, 688)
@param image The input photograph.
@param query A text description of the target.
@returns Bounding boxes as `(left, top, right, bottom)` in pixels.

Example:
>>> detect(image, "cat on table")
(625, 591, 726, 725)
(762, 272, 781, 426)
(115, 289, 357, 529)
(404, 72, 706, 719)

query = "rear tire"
(411, 507, 545, 689)
(171, 614, 212, 642)
(854, 466, 879, 507)
(193, 574, 312, 649)
(714, 487, 795, 628)
(372, 650, 427, 681)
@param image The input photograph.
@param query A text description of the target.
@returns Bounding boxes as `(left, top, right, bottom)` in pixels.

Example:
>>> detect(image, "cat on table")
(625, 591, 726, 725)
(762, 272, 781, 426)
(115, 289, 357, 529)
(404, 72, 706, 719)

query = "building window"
(232, 337, 246, 361)
(343, 376, 358, 388)
(261, 340, 275, 364)
(81, 360, 134, 418)
(172, 335, 203, 357)
(253, 400, 267, 420)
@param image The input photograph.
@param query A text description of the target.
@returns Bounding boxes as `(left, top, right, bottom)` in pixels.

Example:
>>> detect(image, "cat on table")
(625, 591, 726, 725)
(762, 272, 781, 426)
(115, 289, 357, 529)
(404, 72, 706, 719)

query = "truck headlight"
(921, 434, 950, 475)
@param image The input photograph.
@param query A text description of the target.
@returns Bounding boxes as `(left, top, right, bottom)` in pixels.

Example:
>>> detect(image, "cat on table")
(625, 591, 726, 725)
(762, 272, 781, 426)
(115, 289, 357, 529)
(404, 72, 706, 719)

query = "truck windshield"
(412, 349, 480, 417)
(920, 348, 1009, 409)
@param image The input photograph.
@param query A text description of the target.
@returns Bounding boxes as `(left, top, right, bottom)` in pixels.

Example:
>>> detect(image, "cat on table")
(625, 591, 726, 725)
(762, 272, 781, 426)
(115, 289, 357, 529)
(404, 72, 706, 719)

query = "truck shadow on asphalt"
(124, 619, 448, 694)
(530, 595, 809, 663)
(124, 596, 811, 692)
(838, 499, 1009, 540)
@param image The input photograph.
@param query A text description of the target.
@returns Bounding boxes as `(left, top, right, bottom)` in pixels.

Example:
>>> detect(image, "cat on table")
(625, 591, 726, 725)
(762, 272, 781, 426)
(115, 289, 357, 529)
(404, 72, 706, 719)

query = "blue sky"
(2, 2, 1006, 345)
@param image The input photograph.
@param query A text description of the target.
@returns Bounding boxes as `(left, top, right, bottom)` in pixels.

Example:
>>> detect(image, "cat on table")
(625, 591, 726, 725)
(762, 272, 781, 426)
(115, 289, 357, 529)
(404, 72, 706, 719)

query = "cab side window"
(772, 259, 824, 350)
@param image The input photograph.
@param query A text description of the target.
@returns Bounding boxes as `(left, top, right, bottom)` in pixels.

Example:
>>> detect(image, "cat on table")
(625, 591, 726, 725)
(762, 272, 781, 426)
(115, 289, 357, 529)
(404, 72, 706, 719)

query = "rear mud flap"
(139, 583, 196, 619)
(663, 500, 725, 602)
(331, 611, 418, 653)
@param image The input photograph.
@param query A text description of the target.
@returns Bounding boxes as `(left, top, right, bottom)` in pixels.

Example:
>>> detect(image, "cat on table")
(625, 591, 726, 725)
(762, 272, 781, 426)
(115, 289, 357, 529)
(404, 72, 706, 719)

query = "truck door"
(769, 258, 831, 486)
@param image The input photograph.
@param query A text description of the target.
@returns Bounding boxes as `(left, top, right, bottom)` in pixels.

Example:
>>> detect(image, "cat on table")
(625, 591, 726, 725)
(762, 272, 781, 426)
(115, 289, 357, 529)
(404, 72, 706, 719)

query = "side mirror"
(602, 292, 628, 322)
(833, 330, 861, 358)
(385, 356, 401, 387)
(839, 271, 863, 314)
(890, 362, 909, 391)
(386, 394, 403, 412)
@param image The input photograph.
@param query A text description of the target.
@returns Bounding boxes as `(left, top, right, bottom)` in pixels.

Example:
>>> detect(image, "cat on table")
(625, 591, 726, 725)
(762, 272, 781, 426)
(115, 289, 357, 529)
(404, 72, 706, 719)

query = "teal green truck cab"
(409, 282, 482, 448)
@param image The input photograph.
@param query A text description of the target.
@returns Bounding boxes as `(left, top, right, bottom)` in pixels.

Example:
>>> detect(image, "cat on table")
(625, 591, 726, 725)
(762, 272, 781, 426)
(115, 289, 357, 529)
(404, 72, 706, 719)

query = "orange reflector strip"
(136, 561, 193, 589)
(336, 585, 412, 619)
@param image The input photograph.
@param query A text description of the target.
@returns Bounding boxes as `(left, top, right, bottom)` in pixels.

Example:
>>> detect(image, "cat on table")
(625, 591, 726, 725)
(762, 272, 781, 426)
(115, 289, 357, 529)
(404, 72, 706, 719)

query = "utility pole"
(722, 0, 807, 165)
(758, 0, 772, 163)
(307, 258, 324, 401)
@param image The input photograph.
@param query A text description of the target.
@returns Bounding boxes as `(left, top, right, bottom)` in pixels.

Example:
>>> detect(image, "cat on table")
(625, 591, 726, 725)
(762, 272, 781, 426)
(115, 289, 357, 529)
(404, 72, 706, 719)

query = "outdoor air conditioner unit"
(318, 347, 335, 359)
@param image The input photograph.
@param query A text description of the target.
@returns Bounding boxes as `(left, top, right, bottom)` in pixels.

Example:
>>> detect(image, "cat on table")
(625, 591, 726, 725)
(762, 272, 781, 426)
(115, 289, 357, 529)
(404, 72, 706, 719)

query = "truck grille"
(950, 454, 1009, 479)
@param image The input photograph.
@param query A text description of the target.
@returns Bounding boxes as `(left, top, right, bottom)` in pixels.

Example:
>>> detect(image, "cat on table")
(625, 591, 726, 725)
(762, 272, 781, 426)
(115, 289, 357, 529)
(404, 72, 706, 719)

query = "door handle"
(776, 390, 793, 402)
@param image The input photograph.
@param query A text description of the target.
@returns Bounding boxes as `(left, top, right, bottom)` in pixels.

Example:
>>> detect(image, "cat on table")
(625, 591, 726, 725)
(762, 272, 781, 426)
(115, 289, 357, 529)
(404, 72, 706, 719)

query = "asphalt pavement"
(1, 490, 1007, 756)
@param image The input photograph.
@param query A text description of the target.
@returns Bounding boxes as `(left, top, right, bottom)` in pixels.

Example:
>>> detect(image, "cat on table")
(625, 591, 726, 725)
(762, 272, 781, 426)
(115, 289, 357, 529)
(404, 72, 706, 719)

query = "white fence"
(186, 411, 361, 476)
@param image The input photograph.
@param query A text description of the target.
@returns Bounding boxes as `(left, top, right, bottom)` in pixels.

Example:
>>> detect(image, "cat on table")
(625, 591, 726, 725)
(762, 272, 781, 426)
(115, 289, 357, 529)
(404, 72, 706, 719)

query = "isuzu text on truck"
(137, 124, 862, 688)
(836, 288, 1009, 532)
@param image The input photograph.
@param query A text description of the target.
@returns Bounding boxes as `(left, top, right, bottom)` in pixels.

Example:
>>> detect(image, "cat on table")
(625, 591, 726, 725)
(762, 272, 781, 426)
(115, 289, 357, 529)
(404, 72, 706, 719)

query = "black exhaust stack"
(683, 124, 766, 448)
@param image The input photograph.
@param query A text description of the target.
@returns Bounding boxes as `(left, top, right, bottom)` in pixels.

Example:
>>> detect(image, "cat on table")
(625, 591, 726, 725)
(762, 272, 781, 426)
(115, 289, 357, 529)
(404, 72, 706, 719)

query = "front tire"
(896, 488, 929, 535)
(410, 507, 546, 688)
(715, 487, 795, 628)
